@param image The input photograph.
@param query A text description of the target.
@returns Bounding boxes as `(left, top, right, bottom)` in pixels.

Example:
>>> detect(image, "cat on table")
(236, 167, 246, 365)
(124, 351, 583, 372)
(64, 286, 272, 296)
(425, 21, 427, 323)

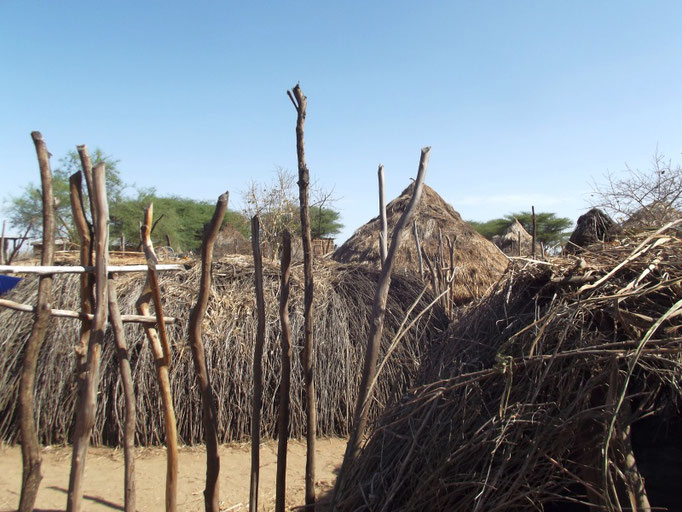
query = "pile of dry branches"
(0, 257, 447, 446)
(334, 221, 682, 511)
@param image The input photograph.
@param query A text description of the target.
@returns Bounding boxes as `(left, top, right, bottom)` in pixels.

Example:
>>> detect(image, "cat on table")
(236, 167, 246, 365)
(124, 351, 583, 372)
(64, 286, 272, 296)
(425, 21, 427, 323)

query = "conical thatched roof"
(565, 207, 618, 253)
(214, 224, 251, 258)
(333, 183, 508, 303)
(492, 218, 538, 256)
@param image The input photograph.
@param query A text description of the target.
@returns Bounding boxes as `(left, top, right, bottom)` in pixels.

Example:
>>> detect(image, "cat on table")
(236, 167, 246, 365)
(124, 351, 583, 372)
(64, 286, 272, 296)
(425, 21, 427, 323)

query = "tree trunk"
(18, 131, 56, 512)
(188, 193, 228, 512)
(275, 230, 293, 512)
(378, 164, 387, 267)
(67, 163, 110, 512)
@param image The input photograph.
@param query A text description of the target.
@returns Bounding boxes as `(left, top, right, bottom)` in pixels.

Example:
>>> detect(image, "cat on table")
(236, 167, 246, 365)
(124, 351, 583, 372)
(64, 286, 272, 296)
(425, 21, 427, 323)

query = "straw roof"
(333, 183, 508, 303)
(213, 224, 251, 258)
(621, 200, 681, 232)
(491, 218, 538, 256)
(335, 221, 682, 511)
(565, 207, 619, 254)
(0, 257, 448, 446)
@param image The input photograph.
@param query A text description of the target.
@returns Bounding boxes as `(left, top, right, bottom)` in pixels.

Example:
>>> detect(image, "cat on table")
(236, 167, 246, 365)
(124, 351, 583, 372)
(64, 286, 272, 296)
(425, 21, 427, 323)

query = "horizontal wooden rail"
(0, 298, 177, 324)
(0, 264, 185, 275)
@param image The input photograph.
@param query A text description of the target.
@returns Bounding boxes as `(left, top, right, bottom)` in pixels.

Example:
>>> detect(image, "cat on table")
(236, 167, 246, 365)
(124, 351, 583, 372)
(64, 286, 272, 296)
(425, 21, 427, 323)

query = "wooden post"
(137, 204, 178, 512)
(249, 215, 266, 512)
(18, 131, 56, 512)
(530, 206, 538, 259)
(107, 275, 136, 512)
(121, 232, 126, 251)
(67, 163, 110, 512)
(333, 147, 430, 508)
(275, 230, 293, 512)
(287, 83, 317, 508)
(378, 164, 388, 267)
(188, 193, 228, 512)
(1, 220, 5, 265)
(165, 233, 172, 248)
(76, 144, 95, 225)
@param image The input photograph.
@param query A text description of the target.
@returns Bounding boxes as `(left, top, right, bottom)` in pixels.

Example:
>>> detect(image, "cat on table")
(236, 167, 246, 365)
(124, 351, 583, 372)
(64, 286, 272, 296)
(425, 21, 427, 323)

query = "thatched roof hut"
(565, 207, 619, 254)
(213, 224, 251, 258)
(333, 183, 508, 303)
(491, 218, 539, 256)
(335, 225, 682, 511)
(0, 257, 447, 446)
(621, 200, 681, 232)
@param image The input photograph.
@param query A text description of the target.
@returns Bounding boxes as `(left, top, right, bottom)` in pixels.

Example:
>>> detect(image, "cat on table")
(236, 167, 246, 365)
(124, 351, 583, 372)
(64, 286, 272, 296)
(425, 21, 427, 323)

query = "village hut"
(213, 223, 251, 258)
(0, 256, 447, 446)
(334, 222, 682, 511)
(565, 207, 619, 254)
(491, 218, 539, 256)
(333, 183, 508, 304)
(621, 200, 681, 232)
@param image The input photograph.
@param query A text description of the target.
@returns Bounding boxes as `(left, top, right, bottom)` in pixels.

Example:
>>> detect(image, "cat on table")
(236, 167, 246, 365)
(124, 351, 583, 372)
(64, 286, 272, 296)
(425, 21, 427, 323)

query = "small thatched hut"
(333, 183, 508, 303)
(334, 225, 682, 511)
(491, 218, 539, 256)
(213, 224, 251, 258)
(0, 257, 447, 446)
(565, 207, 619, 254)
(621, 200, 681, 232)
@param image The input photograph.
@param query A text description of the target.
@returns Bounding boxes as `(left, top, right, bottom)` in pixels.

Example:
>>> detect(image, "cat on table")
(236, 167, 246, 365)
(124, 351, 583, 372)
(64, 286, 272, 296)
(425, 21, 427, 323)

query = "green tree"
(468, 211, 572, 247)
(309, 205, 343, 238)
(6, 149, 122, 241)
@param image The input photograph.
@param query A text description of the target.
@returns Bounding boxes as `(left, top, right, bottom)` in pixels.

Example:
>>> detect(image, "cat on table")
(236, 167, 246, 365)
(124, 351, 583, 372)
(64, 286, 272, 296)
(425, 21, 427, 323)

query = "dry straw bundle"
(335, 221, 682, 511)
(0, 256, 448, 446)
(333, 183, 508, 304)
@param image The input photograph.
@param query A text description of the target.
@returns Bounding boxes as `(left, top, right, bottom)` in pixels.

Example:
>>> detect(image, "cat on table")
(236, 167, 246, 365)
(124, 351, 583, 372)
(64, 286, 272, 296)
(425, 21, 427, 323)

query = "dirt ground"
(0, 438, 346, 511)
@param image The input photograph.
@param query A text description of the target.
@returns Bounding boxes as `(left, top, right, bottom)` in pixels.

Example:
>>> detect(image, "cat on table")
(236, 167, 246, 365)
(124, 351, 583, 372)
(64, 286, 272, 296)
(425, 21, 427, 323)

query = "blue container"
(0, 275, 22, 295)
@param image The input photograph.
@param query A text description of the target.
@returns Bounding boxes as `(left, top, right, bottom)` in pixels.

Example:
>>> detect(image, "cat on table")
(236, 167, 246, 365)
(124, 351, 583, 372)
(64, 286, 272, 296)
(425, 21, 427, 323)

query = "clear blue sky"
(2, 1, 681, 243)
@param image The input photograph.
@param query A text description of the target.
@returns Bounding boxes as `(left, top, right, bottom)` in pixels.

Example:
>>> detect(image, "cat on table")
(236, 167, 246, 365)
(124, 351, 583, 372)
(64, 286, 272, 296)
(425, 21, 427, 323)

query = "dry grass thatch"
(492, 218, 538, 256)
(0, 257, 448, 446)
(333, 183, 508, 303)
(335, 221, 682, 511)
(621, 200, 682, 232)
(565, 207, 619, 254)
(213, 224, 251, 258)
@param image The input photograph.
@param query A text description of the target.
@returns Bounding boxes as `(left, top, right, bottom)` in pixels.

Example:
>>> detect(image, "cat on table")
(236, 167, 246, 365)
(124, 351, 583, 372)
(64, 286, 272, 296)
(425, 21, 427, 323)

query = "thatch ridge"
(565, 207, 619, 254)
(333, 183, 508, 303)
(0, 257, 448, 446)
(335, 225, 682, 511)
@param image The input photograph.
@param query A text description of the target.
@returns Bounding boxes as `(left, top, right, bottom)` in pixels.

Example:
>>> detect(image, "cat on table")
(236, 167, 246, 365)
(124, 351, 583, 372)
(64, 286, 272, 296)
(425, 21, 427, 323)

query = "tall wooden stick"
(332, 147, 430, 509)
(67, 163, 109, 512)
(107, 275, 136, 512)
(18, 131, 56, 512)
(288, 83, 317, 508)
(0, 221, 5, 265)
(378, 164, 388, 267)
(249, 215, 266, 512)
(532, 206, 537, 259)
(137, 204, 178, 512)
(188, 192, 228, 512)
(76, 144, 95, 225)
(275, 230, 293, 512)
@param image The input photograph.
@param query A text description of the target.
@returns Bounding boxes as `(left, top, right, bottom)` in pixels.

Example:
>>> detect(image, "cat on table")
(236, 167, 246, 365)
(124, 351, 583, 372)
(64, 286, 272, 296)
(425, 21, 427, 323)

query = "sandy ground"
(0, 438, 346, 511)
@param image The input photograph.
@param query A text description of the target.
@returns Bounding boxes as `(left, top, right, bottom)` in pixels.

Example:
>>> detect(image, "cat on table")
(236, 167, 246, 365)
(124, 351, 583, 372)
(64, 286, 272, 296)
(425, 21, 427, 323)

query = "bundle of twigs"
(334, 221, 682, 511)
(0, 257, 447, 446)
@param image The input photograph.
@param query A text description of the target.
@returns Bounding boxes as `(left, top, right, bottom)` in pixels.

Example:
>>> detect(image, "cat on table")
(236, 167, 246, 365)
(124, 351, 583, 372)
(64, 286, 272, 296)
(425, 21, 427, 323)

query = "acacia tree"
(469, 212, 572, 247)
(590, 150, 682, 228)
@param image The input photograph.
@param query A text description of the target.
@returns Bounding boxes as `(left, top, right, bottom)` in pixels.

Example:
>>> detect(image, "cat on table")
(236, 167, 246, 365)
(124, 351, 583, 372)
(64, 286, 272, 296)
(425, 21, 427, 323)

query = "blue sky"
(2, 1, 681, 243)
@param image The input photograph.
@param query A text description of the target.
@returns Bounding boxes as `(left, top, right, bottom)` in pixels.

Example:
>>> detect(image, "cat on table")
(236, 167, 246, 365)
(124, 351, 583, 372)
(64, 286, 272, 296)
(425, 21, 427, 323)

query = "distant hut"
(492, 218, 539, 256)
(214, 224, 251, 259)
(333, 183, 508, 304)
(565, 208, 618, 253)
(621, 200, 681, 232)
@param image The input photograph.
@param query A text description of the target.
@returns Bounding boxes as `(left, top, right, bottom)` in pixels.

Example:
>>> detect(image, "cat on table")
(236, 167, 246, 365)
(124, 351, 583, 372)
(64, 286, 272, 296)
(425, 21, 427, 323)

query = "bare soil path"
(0, 438, 346, 511)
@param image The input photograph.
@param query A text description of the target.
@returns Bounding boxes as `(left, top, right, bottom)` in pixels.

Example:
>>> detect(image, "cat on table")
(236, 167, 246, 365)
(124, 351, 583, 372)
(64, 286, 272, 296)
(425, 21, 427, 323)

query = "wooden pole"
(249, 215, 266, 512)
(530, 206, 538, 259)
(18, 131, 56, 512)
(107, 275, 136, 512)
(137, 203, 178, 512)
(0, 263, 184, 274)
(188, 193, 228, 512)
(66, 162, 110, 512)
(378, 164, 388, 267)
(76, 144, 95, 225)
(275, 230, 293, 512)
(1, 220, 5, 265)
(288, 83, 317, 508)
(332, 147, 430, 509)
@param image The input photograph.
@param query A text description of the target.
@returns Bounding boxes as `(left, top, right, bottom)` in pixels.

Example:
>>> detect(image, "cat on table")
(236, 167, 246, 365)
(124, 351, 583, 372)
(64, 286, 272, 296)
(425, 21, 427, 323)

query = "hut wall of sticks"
(334, 220, 682, 511)
(0, 257, 448, 446)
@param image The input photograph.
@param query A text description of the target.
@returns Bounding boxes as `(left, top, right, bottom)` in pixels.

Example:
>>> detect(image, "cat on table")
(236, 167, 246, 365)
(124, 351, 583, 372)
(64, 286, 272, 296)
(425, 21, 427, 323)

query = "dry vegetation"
(334, 221, 682, 511)
(0, 256, 448, 446)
